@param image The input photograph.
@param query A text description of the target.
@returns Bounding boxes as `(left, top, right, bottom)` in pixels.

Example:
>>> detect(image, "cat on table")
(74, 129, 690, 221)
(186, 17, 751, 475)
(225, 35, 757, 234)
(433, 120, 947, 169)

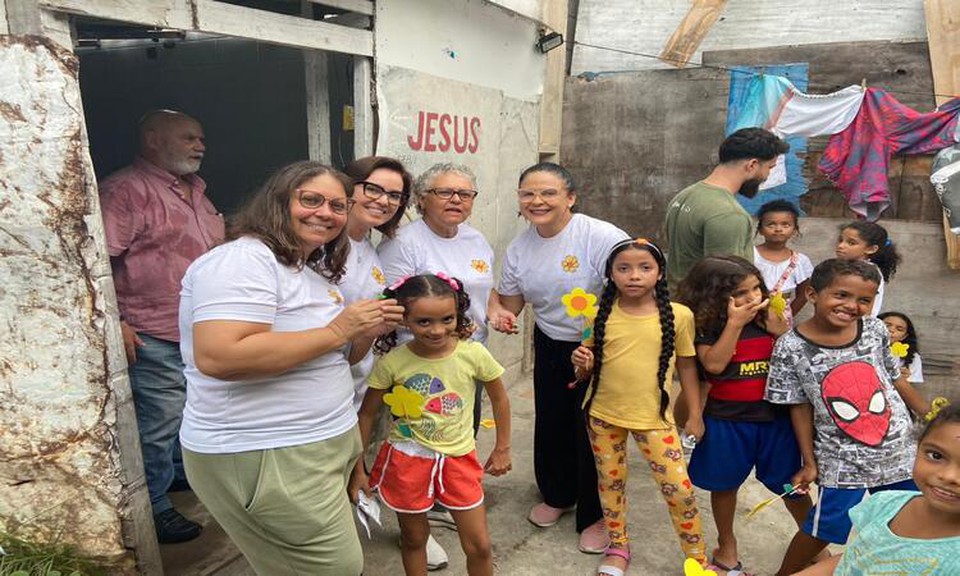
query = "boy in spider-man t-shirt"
(764, 259, 918, 576)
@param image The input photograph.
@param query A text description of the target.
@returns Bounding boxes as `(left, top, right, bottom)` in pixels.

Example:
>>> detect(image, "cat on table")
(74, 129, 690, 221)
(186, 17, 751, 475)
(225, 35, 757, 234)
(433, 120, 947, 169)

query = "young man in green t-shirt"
(665, 127, 789, 291)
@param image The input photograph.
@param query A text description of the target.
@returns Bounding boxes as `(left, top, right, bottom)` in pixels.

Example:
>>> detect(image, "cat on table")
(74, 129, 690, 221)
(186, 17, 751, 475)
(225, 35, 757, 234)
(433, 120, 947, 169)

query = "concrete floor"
(162, 374, 813, 576)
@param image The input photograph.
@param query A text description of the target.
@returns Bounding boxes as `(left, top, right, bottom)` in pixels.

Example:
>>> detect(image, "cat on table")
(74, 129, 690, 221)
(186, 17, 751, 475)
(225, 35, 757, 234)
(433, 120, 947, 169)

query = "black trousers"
(532, 325, 603, 532)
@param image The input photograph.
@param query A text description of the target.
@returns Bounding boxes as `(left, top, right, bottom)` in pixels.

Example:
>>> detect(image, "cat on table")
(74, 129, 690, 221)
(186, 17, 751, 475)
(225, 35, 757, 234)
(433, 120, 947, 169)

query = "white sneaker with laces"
(426, 534, 449, 571)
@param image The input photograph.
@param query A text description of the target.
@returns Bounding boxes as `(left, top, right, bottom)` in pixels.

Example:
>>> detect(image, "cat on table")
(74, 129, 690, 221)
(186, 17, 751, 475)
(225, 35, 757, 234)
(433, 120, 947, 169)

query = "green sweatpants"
(183, 426, 363, 575)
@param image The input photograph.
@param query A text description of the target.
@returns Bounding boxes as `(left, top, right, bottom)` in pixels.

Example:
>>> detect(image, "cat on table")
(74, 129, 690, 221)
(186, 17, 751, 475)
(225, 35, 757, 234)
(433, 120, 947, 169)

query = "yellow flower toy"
(768, 291, 788, 319)
(562, 287, 598, 319)
(683, 558, 717, 576)
(383, 386, 425, 419)
(890, 341, 910, 358)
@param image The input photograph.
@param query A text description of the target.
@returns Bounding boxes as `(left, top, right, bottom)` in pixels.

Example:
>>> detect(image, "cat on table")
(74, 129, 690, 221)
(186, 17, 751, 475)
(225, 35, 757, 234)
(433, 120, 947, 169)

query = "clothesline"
(573, 40, 960, 101)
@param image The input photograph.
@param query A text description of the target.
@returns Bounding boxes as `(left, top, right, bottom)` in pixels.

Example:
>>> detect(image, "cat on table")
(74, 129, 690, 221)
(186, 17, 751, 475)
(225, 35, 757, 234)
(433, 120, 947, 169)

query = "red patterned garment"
(819, 88, 960, 220)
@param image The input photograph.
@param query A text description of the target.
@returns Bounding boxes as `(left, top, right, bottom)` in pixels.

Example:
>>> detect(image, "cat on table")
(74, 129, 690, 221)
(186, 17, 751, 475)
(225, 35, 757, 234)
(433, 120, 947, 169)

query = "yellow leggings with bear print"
(587, 415, 707, 563)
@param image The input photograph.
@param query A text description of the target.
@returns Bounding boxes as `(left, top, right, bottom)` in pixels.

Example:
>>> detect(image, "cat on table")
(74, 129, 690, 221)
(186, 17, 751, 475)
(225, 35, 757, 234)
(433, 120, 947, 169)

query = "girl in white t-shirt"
(835, 220, 901, 316)
(753, 200, 813, 324)
(341, 156, 413, 410)
(488, 162, 628, 554)
(879, 311, 925, 385)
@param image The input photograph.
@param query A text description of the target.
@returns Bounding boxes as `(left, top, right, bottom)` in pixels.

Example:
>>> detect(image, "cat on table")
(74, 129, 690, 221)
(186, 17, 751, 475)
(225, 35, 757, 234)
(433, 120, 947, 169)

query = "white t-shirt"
(907, 354, 924, 384)
(872, 271, 886, 317)
(753, 247, 814, 300)
(340, 236, 388, 410)
(894, 353, 925, 384)
(499, 213, 629, 341)
(179, 236, 356, 454)
(378, 219, 495, 343)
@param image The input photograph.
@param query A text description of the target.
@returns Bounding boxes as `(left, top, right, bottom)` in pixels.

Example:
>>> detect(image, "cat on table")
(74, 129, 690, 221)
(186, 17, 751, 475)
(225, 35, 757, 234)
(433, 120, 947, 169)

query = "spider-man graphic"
(820, 361, 890, 446)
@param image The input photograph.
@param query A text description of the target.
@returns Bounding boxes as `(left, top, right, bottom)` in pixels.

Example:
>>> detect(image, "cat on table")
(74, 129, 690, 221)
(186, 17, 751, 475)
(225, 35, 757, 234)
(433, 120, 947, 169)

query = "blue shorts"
(688, 415, 801, 495)
(803, 479, 917, 544)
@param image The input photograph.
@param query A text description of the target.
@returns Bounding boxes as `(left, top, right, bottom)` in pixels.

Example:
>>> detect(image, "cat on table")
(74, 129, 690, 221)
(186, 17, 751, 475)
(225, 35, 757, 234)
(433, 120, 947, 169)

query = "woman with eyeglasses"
(488, 162, 628, 555)
(178, 161, 403, 575)
(376, 162, 496, 569)
(341, 156, 412, 410)
(378, 162, 495, 350)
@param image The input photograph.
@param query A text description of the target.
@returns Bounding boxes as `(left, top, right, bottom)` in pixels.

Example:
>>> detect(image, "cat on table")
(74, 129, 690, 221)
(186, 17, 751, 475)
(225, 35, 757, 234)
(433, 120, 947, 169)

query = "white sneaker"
(427, 508, 458, 531)
(426, 533, 449, 571)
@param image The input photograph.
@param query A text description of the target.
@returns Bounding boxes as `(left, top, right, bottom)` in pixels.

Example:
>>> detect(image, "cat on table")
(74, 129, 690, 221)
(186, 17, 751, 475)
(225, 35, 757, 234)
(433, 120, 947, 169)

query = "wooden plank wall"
(704, 41, 942, 221)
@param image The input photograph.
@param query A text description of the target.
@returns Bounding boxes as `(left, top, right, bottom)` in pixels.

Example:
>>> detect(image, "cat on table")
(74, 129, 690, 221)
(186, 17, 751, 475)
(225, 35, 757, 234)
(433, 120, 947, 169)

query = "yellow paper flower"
(890, 342, 910, 358)
(562, 287, 599, 318)
(383, 386, 425, 419)
(371, 266, 386, 285)
(683, 558, 717, 576)
(561, 254, 580, 273)
(769, 292, 788, 319)
(328, 289, 344, 305)
(471, 259, 490, 274)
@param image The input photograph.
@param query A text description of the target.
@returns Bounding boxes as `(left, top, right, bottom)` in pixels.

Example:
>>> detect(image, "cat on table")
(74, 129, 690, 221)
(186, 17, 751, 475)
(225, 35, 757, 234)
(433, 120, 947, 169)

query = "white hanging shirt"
(760, 83, 867, 190)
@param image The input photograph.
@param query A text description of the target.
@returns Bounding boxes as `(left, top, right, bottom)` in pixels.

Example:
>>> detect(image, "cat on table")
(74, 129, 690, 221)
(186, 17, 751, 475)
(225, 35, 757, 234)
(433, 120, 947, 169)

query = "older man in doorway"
(100, 110, 224, 544)
(664, 127, 789, 290)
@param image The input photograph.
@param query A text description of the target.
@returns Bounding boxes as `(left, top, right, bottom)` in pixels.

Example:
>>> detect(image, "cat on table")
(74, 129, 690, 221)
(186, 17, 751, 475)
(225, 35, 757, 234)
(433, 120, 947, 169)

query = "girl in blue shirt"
(795, 401, 960, 575)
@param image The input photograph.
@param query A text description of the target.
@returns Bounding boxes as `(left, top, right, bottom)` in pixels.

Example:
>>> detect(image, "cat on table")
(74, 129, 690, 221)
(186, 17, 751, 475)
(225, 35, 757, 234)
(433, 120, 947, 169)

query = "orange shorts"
(369, 441, 484, 514)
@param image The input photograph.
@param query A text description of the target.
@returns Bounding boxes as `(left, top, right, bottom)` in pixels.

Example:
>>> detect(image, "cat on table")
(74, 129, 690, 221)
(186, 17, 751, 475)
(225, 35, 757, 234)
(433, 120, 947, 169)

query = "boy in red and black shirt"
(677, 256, 813, 573)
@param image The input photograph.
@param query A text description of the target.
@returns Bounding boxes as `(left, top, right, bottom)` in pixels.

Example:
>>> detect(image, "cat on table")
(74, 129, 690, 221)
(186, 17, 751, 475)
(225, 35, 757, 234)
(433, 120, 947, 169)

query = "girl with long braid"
(571, 238, 710, 576)
(676, 256, 809, 576)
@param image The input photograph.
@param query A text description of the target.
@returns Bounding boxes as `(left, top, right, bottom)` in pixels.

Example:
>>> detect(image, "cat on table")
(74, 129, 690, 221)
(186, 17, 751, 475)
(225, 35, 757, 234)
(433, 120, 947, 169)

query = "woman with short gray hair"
(379, 162, 495, 345)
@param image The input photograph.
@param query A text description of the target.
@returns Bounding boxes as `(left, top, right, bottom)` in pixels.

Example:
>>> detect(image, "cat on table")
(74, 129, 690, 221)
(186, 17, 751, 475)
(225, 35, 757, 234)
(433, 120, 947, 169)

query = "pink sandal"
(597, 547, 630, 576)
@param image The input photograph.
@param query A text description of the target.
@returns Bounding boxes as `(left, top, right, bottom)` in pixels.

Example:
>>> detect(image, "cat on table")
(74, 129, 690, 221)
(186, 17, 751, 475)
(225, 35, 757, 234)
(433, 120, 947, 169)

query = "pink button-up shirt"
(100, 157, 225, 342)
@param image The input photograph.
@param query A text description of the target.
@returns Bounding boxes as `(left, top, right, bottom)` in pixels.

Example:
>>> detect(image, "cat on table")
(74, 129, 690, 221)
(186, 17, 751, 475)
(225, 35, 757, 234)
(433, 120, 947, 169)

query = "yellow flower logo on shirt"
(328, 289, 344, 305)
(471, 259, 490, 274)
(384, 386, 425, 419)
(890, 342, 910, 358)
(371, 266, 386, 286)
(562, 287, 598, 319)
(561, 254, 580, 273)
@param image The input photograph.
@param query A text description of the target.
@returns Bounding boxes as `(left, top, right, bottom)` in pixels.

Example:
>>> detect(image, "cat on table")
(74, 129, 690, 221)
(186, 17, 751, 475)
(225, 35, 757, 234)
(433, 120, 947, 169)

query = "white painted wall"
(487, 0, 543, 22)
(376, 0, 546, 100)
(572, 0, 928, 74)
(374, 0, 549, 376)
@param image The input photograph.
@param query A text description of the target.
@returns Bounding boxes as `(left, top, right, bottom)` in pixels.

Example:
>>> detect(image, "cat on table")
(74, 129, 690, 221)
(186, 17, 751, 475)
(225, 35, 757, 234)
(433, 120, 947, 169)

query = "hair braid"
(654, 276, 675, 420)
(585, 279, 618, 412)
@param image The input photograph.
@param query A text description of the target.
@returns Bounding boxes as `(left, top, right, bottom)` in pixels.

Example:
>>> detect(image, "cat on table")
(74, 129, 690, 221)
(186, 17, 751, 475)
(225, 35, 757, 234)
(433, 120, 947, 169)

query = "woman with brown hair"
(178, 161, 403, 575)
(341, 156, 412, 410)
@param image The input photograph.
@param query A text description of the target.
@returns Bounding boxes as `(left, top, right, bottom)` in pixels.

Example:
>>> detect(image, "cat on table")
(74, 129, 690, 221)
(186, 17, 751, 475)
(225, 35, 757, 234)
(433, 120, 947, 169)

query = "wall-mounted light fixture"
(537, 30, 564, 54)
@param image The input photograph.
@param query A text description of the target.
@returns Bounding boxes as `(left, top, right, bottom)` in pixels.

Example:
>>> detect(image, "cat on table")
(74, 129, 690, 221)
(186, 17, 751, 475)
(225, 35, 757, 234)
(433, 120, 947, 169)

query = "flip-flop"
(708, 557, 753, 576)
(597, 546, 630, 576)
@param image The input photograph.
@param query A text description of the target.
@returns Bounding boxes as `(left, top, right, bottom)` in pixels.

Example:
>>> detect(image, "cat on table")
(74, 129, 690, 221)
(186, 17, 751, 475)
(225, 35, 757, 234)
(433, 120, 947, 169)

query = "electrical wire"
(573, 40, 959, 101)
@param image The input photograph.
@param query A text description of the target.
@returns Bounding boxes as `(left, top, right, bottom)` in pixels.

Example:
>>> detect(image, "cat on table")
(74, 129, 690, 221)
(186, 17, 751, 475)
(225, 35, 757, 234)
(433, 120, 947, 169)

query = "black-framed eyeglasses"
(427, 188, 479, 201)
(295, 189, 355, 215)
(517, 188, 562, 203)
(359, 181, 406, 206)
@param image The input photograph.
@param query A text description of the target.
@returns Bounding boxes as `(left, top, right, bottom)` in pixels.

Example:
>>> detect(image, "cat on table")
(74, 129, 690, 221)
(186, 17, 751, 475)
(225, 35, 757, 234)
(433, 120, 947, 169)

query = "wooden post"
(924, 0, 960, 270)
(659, 0, 728, 68)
